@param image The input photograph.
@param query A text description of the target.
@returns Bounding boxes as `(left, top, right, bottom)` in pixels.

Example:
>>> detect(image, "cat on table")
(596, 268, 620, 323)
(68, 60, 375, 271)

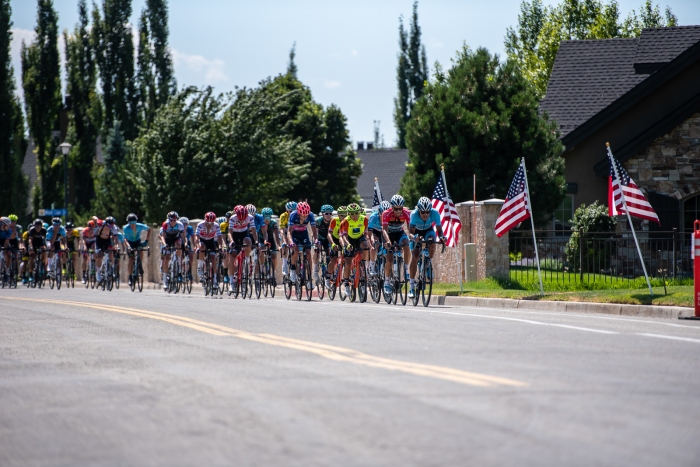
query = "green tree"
(92, 120, 142, 222)
(64, 0, 102, 215)
(565, 201, 617, 271)
(21, 0, 62, 211)
(92, 0, 138, 140)
(0, 0, 28, 217)
(401, 46, 566, 225)
(133, 86, 311, 222)
(394, 1, 428, 148)
(136, 9, 156, 126)
(260, 73, 362, 209)
(287, 41, 298, 79)
(505, 0, 678, 98)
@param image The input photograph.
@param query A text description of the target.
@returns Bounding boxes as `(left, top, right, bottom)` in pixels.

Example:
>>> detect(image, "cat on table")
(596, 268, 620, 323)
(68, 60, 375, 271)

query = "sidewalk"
(435, 295, 694, 320)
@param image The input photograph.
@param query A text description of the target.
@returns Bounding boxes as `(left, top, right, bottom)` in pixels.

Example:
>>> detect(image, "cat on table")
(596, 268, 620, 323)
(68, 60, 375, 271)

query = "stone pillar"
(480, 199, 509, 279)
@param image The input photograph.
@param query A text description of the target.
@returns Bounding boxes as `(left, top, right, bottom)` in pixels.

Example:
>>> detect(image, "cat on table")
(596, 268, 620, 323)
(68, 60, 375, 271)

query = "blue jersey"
(288, 211, 316, 233)
(253, 213, 265, 233)
(185, 225, 194, 241)
(122, 223, 150, 242)
(45, 225, 66, 241)
(0, 227, 10, 240)
(368, 211, 382, 231)
(409, 208, 441, 231)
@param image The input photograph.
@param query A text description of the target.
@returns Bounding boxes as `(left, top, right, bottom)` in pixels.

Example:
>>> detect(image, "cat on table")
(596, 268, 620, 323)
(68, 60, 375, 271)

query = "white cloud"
(324, 79, 341, 89)
(10, 28, 68, 101)
(172, 48, 228, 84)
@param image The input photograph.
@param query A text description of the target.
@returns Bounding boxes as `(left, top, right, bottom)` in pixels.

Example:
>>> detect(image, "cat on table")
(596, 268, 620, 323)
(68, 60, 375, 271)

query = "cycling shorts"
(387, 231, 408, 246)
(291, 231, 311, 249)
(50, 240, 63, 252)
(228, 231, 250, 253)
(413, 228, 436, 243)
(30, 237, 45, 250)
(8, 238, 19, 250)
(346, 235, 367, 251)
(96, 237, 113, 252)
(198, 238, 219, 254)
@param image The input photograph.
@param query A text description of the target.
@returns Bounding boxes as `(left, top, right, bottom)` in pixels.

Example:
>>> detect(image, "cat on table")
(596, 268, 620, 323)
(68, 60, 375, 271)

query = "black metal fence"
(509, 229, 691, 286)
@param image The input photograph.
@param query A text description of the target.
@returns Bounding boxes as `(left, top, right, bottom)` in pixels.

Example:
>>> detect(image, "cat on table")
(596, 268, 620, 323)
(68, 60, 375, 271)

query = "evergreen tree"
(287, 41, 298, 78)
(505, 0, 679, 98)
(21, 0, 62, 210)
(136, 9, 156, 126)
(401, 46, 566, 225)
(92, 0, 138, 140)
(394, 1, 428, 148)
(146, 0, 176, 106)
(64, 0, 102, 214)
(0, 0, 28, 217)
(92, 120, 141, 221)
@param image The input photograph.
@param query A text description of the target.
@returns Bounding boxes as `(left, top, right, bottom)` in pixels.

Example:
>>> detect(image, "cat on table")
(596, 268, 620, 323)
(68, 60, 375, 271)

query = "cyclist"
(326, 205, 347, 288)
(339, 203, 369, 297)
(80, 219, 98, 283)
(219, 211, 232, 276)
(279, 201, 296, 276)
(286, 201, 317, 283)
(94, 216, 118, 285)
(20, 228, 30, 284)
(195, 212, 224, 283)
(0, 217, 12, 269)
(408, 197, 446, 298)
(314, 204, 334, 285)
(45, 218, 67, 278)
(227, 205, 258, 286)
(159, 211, 186, 290)
(180, 217, 195, 282)
(246, 204, 268, 271)
(64, 222, 79, 279)
(382, 195, 412, 296)
(367, 200, 390, 276)
(261, 207, 280, 285)
(123, 214, 150, 287)
(26, 219, 47, 283)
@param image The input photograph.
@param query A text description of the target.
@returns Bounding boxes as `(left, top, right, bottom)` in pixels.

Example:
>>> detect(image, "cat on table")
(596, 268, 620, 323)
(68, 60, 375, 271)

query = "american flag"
(431, 170, 461, 247)
(495, 161, 530, 238)
(373, 178, 385, 209)
(608, 147, 659, 223)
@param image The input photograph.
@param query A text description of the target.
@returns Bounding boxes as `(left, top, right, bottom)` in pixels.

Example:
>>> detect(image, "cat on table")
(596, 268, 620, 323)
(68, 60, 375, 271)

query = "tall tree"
(92, 0, 138, 140)
(505, 0, 679, 98)
(146, 0, 175, 106)
(21, 0, 62, 210)
(136, 9, 156, 126)
(394, 1, 428, 149)
(401, 46, 566, 225)
(287, 41, 298, 78)
(0, 0, 28, 217)
(64, 0, 102, 214)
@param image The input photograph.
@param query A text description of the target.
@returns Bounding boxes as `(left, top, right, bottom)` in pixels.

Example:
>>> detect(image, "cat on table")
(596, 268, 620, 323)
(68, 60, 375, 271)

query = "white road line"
(637, 333, 700, 344)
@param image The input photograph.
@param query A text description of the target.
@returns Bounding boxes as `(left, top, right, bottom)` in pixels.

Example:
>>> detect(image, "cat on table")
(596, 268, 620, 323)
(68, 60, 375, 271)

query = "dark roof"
(634, 26, 700, 73)
(540, 38, 646, 138)
(355, 149, 408, 207)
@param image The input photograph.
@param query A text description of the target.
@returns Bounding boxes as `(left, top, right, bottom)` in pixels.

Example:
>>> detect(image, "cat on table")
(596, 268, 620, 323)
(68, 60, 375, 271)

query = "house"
(355, 148, 409, 207)
(540, 26, 700, 232)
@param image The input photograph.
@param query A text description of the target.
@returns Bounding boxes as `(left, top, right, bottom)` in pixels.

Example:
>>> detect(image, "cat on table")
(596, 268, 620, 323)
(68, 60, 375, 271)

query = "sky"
(9, 0, 700, 147)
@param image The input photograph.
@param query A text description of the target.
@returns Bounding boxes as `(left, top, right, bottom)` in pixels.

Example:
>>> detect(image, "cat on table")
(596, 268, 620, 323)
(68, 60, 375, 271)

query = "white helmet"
(390, 194, 405, 207)
(417, 197, 432, 211)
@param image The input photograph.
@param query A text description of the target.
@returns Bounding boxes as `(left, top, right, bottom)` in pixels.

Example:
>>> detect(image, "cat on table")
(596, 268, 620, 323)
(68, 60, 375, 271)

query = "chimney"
(357, 141, 365, 150)
(366, 142, 374, 150)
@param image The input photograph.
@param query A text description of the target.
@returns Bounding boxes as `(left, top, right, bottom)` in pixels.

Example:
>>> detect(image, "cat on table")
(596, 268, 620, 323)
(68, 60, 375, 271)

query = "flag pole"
(521, 158, 544, 296)
(607, 143, 653, 296)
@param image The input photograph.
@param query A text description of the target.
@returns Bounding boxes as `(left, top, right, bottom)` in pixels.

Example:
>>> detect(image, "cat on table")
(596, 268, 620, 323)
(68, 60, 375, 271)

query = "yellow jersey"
(279, 212, 290, 230)
(220, 221, 228, 235)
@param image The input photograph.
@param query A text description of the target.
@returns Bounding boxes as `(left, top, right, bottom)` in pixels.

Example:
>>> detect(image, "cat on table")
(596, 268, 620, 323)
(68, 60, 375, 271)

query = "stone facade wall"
(625, 112, 700, 200)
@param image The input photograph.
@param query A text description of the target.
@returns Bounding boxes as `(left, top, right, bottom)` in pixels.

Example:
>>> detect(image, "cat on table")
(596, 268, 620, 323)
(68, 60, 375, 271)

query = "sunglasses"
(419, 210, 431, 214)
(322, 212, 332, 215)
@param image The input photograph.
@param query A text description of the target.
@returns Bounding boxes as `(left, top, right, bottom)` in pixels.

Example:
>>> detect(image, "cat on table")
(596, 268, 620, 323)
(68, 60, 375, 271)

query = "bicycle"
(368, 241, 385, 303)
(164, 246, 181, 294)
(0, 248, 9, 288)
(314, 244, 327, 300)
(412, 237, 445, 307)
(97, 250, 114, 291)
(327, 246, 343, 301)
(30, 247, 46, 289)
(64, 250, 75, 288)
(283, 245, 293, 300)
(200, 249, 220, 297)
(182, 247, 193, 294)
(344, 246, 368, 303)
(8, 248, 19, 288)
(260, 243, 276, 298)
(295, 243, 313, 301)
(113, 250, 121, 289)
(84, 249, 97, 289)
(229, 249, 249, 299)
(47, 249, 63, 290)
(252, 246, 262, 299)
(386, 242, 408, 305)
(129, 247, 149, 293)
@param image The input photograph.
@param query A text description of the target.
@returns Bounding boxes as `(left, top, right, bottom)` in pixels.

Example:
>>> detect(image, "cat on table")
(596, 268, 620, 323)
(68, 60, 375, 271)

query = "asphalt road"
(2, 285, 700, 467)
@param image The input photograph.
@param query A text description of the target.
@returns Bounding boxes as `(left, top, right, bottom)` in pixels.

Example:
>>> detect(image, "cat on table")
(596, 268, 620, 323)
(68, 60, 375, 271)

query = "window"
(684, 195, 700, 233)
(553, 195, 574, 228)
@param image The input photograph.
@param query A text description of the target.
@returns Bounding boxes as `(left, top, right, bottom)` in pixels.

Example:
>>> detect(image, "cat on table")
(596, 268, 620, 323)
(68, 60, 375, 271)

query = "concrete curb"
(435, 295, 694, 320)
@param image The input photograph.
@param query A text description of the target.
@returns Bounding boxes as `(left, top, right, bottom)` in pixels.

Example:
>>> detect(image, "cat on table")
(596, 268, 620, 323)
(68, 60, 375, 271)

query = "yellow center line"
(4, 296, 528, 388)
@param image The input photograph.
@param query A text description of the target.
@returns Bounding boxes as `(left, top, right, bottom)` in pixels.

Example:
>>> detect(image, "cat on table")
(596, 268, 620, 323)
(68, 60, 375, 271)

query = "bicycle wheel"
(412, 258, 422, 307)
(137, 266, 144, 293)
(254, 261, 262, 299)
(369, 263, 381, 303)
(262, 260, 269, 298)
(48, 269, 54, 289)
(68, 260, 75, 288)
(358, 261, 367, 303)
(304, 260, 313, 301)
(397, 262, 408, 306)
(283, 275, 292, 300)
(422, 259, 433, 307)
(114, 265, 120, 289)
(90, 261, 97, 289)
(130, 262, 136, 292)
(317, 274, 325, 300)
(55, 261, 62, 290)
(106, 264, 114, 291)
(339, 277, 347, 301)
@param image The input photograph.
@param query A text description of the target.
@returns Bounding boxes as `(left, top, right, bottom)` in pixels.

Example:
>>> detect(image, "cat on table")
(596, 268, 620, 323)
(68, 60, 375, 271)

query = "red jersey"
(382, 207, 411, 233)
